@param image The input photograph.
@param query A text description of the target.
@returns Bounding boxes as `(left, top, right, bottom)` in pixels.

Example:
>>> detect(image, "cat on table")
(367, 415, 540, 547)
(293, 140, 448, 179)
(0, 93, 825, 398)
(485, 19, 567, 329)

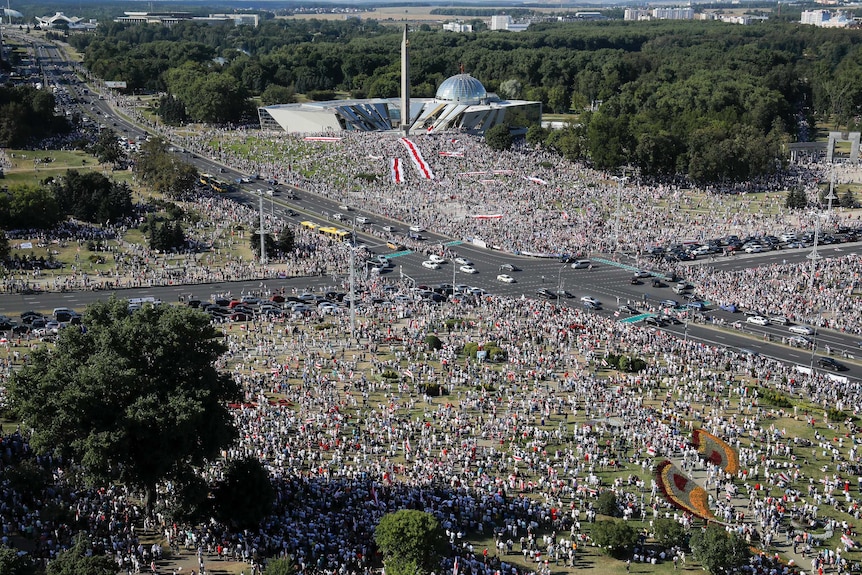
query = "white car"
(745, 245, 764, 254)
(382, 225, 395, 232)
(409, 225, 424, 232)
(455, 257, 473, 266)
(355, 216, 370, 224)
(422, 260, 440, 270)
(746, 315, 770, 326)
(769, 316, 789, 325)
(496, 274, 515, 283)
(789, 325, 815, 335)
(332, 212, 345, 221)
(580, 296, 600, 306)
(428, 254, 446, 263)
(459, 265, 478, 274)
(338, 204, 352, 211)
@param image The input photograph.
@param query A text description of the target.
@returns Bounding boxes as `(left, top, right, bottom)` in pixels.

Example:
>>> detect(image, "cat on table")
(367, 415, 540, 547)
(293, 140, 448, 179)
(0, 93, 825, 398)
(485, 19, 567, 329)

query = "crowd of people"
(0, 81, 860, 575)
(2, 264, 861, 574)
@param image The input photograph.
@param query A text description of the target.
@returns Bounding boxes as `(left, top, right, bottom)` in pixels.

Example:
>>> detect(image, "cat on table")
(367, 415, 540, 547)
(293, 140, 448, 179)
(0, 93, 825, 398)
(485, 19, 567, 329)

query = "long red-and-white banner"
(470, 214, 504, 219)
(399, 138, 434, 180)
(390, 158, 403, 183)
(304, 136, 342, 142)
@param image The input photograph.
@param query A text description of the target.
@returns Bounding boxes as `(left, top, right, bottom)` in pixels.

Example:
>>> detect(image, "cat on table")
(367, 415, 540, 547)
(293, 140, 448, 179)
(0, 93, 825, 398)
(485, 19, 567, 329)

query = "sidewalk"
(672, 459, 815, 573)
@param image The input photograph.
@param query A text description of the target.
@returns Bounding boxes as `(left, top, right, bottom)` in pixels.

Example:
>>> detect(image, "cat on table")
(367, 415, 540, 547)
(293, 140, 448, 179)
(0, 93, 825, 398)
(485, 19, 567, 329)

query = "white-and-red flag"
(390, 158, 403, 183)
(453, 558, 459, 575)
(524, 176, 548, 185)
(403, 369, 415, 379)
(399, 138, 435, 180)
(470, 214, 504, 220)
(303, 136, 342, 142)
(371, 485, 380, 506)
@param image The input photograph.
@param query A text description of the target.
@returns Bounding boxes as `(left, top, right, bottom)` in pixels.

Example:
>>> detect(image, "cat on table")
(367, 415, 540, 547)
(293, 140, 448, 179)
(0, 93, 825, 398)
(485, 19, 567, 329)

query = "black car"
(652, 278, 666, 288)
(817, 357, 848, 371)
(536, 288, 556, 299)
(630, 276, 642, 285)
(499, 263, 521, 272)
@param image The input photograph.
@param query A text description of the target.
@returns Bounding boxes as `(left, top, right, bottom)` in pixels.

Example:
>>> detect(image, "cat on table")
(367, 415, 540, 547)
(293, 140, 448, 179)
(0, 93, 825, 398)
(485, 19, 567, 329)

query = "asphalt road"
(10, 32, 862, 381)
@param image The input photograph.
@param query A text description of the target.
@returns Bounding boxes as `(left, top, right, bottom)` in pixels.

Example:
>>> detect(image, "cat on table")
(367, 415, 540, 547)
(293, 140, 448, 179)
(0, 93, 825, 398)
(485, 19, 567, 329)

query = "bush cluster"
(463, 341, 507, 362)
(604, 354, 647, 372)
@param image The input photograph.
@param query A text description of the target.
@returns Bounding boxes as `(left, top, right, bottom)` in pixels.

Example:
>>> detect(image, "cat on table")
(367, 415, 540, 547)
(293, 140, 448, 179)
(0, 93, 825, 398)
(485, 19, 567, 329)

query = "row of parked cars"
(647, 227, 862, 261)
(0, 308, 82, 338)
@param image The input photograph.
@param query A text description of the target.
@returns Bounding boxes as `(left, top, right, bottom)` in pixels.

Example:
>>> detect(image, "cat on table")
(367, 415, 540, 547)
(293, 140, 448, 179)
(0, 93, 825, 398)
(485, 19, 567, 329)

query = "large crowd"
(0, 82, 860, 575)
(2, 266, 861, 574)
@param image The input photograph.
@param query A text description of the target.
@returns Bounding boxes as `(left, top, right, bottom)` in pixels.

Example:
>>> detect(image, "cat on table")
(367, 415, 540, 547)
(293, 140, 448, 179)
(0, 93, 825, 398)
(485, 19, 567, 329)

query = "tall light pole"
(349, 218, 356, 334)
(557, 263, 567, 303)
(256, 189, 267, 265)
(612, 174, 627, 258)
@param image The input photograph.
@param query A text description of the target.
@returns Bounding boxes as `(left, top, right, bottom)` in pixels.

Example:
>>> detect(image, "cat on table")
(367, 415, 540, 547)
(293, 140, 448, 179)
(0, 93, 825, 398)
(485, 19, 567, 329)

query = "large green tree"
(689, 524, 750, 575)
(45, 535, 116, 575)
(374, 510, 449, 575)
(9, 299, 239, 511)
(590, 520, 638, 559)
(0, 545, 38, 575)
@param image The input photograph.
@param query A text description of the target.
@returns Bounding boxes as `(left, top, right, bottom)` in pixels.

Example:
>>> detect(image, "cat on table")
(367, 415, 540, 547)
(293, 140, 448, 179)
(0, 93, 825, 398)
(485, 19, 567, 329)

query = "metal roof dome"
(435, 74, 487, 104)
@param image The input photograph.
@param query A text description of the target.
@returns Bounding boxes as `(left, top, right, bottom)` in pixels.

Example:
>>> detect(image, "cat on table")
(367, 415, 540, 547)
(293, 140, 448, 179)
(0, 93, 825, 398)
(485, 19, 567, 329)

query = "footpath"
(673, 459, 821, 574)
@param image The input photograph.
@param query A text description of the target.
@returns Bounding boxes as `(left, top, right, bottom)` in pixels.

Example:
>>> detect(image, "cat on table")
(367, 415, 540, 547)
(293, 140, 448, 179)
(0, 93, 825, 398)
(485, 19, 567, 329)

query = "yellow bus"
(211, 180, 230, 193)
(300, 221, 319, 232)
(318, 227, 351, 242)
(200, 173, 214, 186)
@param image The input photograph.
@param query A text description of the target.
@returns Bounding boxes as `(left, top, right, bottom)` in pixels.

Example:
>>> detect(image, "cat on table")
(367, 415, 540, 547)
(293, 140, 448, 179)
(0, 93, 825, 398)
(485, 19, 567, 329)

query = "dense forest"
(68, 18, 862, 181)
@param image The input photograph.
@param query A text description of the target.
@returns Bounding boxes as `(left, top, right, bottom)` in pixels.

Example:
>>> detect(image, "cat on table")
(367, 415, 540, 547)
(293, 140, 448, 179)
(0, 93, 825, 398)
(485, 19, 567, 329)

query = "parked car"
(496, 274, 516, 283)
(746, 315, 770, 326)
(459, 265, 478, 274)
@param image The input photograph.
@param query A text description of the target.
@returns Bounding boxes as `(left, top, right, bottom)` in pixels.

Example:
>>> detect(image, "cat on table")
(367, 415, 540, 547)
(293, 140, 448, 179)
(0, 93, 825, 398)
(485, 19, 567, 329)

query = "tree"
(839, 188, 858, 208)
(785, 187, 808, 210)
(261, 84, 296, 106)
(46, 535, 116, 575)
(212, 457, 275, 530)
(374, 510, 449, 575)
(8, 185, 62, 229)
(157, 93, 188, 126)
(264, 557, 297, 575)
(9, 299, 239, 512)
(689, 524, 750, 575)
(485, 124, 513, 152)
(590, 520, 638, 558)
(92, 128, 126, 166)
(498, 78, 523, 100)
(0, 545, 38, 575)
(250, 228, 277, 259)
(653, 518, 688, 549)
(0, 231, 9, 262)
(275, 226, 296, 255)
(596, 490, 620, 517)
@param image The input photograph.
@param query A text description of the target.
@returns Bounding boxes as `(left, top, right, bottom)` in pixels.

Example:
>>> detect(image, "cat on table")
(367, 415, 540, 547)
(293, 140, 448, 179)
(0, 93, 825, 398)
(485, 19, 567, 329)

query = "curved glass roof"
(435, 74, 487, 105)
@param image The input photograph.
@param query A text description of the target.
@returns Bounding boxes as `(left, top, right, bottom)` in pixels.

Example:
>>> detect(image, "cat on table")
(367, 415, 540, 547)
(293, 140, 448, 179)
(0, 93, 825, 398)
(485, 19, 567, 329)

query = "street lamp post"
(612, 175, 628, 258)
(256, 189, 267, 265)
(557, 263, 567, 303)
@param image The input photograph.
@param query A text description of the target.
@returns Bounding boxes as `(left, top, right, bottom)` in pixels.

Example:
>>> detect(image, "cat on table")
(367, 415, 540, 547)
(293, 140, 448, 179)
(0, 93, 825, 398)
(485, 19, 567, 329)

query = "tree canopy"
(374, 510, 449, 575)
(67, 17, 862, 179)
(689, 524, 750, 575)
(9, 298, 239, 510)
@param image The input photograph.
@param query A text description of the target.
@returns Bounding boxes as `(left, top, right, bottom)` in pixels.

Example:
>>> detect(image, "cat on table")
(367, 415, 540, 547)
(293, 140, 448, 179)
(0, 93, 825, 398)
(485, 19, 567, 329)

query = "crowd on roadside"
(2, 269, 861, 574)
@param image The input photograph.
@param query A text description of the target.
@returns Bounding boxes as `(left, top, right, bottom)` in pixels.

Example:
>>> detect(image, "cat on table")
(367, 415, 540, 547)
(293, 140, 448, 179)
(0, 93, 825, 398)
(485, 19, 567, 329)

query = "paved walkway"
(671, 459, 816, 573)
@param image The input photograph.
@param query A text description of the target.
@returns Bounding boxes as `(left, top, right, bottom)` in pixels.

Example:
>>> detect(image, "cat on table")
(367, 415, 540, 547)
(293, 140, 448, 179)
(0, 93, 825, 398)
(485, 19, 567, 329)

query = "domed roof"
(435, 74, 487, 104)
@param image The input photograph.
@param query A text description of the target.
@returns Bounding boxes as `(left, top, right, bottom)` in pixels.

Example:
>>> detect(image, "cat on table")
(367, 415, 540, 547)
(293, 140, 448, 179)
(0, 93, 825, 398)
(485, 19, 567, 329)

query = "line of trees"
(68, 19, 862, 179)
(0, 85, 70, 147)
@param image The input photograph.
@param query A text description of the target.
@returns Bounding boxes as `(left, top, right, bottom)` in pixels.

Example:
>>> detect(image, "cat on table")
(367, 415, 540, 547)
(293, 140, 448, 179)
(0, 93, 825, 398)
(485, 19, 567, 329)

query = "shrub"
(596, 491, 620, 517)
(381, 370, 399, 380)
(759, 389, 792, 408)
(653, 517, 688, 549)
(425, 334, 442, 351)
(591, 520, 638, 558)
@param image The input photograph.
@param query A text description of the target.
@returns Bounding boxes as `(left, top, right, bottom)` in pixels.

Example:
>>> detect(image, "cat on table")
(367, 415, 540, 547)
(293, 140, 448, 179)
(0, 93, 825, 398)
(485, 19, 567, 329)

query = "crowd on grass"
(2, 268, 862, 575)
(0, 89, 861, 575)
